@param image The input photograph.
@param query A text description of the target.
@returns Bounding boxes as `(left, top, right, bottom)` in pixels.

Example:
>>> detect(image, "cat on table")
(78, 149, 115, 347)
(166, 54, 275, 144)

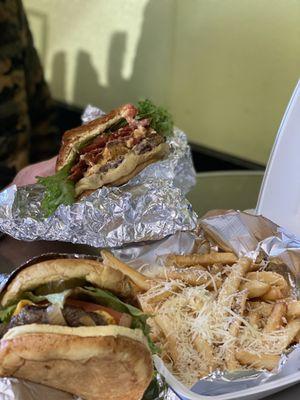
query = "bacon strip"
(69, 118, 151, 183)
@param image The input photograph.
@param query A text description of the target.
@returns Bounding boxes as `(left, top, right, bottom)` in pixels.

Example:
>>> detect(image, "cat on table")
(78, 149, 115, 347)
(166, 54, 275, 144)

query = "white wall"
(24, 0, 300, 165)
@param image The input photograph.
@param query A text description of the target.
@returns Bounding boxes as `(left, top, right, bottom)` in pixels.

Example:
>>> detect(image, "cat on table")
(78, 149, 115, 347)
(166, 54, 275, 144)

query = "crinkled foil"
(0, 378, 78, 400)
(0, 105, 197, 248)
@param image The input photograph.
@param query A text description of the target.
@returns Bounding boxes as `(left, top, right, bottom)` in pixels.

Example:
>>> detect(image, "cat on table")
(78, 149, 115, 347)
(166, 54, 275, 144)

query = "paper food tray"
(155, 355, 300, 400)
(257, 79, 300, 238)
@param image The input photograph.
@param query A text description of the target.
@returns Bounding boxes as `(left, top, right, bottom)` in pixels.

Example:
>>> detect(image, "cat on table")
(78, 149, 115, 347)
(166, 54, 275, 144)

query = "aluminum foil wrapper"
(0, 378, 79, 400)
(0, 105, 197, 248)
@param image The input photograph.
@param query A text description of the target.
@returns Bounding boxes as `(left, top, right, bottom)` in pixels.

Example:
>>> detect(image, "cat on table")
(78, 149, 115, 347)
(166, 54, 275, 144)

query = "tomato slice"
(66, 298, 125, 324)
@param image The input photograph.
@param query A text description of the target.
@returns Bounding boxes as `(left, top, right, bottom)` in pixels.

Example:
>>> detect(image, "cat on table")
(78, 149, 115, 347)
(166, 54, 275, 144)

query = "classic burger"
(0, 256, 153, 400)
(38, 99, 173, 216)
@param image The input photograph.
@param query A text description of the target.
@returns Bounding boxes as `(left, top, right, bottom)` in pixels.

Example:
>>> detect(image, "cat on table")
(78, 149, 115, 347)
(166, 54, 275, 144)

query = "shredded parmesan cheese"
(138, 272, 297, 387)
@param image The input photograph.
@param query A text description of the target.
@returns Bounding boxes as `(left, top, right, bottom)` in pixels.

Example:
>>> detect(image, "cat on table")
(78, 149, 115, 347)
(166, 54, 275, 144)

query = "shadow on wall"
(51, 51, 66, 100)
(50, 0, 173, 112)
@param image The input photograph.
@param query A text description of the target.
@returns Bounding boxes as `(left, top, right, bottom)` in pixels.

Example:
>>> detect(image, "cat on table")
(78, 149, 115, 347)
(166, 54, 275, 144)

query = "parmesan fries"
(137, 252, 300, 386)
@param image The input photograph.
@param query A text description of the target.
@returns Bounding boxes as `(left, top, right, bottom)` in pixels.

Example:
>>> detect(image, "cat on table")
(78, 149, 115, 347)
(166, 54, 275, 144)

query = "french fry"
(247, 310, 260, 328)
(138, 247, 299, 382)
(262, 287, 284, 302)
(248, 263, 262, 272)
(208, 264, 224, 275)
(248, 301, 274, 318)
(264, 303, 287, 333)
(165, 263, 207, 272)
(241, 280, 270, 298)
(101, 250, 151, 291)
(146, 319, 163, 342)
(166, 252, 237, 268)
(155, 315, 179, 364)
(158, 267, 222, 289)
(193, 335, 216, 373)
(282, 318, 300, 348)
(235, 350, 280, 371)
(247, 301, 274, 328)
(225, 290, 248, 370)
(246, 272, 289, 292)
(145, 284, 181, 304)
(217, 257, 252, 308)
(136, 295, 154, 314)
(165, 265, 207, 272)
(287, 301, 300, 320)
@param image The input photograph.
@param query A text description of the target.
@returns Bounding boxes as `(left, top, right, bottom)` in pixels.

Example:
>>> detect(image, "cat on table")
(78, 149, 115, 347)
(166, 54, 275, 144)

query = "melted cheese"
(94, 310, 116, 325)
(13, 300, 34, 316)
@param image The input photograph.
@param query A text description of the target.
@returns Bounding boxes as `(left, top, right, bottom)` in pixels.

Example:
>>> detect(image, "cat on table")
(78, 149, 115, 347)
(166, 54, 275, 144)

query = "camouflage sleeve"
(21, 1, 60, 163)
(0, 0, 59, 188)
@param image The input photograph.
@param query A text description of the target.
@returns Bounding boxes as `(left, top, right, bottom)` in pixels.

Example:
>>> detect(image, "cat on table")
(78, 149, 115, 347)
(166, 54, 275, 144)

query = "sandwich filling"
(69, 115, 164, 183)
(0, 282, 156, 352)
(38, 99, 173, 216)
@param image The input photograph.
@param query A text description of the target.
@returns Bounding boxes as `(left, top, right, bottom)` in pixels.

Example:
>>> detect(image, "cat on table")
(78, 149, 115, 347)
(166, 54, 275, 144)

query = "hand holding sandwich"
(11, 156, 57, 187)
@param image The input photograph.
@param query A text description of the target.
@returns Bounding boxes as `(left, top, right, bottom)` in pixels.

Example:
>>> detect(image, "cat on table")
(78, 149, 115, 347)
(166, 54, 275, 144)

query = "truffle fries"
(102, 250, 300, 387)
(136, 250, 300, 386)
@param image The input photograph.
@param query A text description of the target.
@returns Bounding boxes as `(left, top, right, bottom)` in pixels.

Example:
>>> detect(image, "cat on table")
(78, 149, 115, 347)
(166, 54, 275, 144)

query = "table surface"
(0, 171, 299, 399)
(0, 236, 99, 273)
(264, 384, 300, 400)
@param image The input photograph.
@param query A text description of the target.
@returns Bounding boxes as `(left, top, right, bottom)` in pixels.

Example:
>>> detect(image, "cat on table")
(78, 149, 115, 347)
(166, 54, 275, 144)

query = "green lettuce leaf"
(82, 286, 144, 316)
(137, 99, 173, 137)
(0, 304, 17, 323)
(105, 118, 127, 133)
(37, 164, 75, 217)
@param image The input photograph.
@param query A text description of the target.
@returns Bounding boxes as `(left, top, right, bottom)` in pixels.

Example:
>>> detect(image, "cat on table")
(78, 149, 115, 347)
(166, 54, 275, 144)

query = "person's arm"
(0, 1, 60, 191)
(21, 2, 61, 163)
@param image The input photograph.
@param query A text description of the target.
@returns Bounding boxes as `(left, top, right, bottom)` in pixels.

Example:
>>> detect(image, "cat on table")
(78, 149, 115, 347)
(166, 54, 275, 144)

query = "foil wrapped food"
(0, 105, 197, 248)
